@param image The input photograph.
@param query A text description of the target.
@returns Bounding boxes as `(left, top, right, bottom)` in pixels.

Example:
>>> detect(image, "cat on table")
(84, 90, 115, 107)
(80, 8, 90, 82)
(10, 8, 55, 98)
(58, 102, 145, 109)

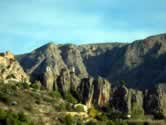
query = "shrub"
(86, 120, 97, 125)
(153, 111, 165, 119)
(64, 114, 75, 125)
(17, 82, 29, 89)
(30, 81, 41, 90)
(64, 93, 78, 104)
(0, 92, 11, 104)
(0, 109, 33, 125)
(0, 109, 7, 120)
(96, 113, 108, 121)
(75, 105, 85, 112)
(55, 103, 66, 111)
(49, 91, 62, 98)
(88, 107, 99, 118)
(18, 112, 28, 122)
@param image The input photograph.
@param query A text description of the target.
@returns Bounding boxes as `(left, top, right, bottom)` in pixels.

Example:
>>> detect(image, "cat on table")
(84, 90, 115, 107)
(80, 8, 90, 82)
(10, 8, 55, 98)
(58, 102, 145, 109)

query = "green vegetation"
(0, 91, 11, 104)
(64, 114, 75, 125)
(16, 82, 29, 89)
(64, 92, 78, 104)
(75, 105, 85, 112)
(88, 107, 100, 118)
(49, 91, 62, 98)
(0, 109, 33, 125)
(153, 111, 165, 119)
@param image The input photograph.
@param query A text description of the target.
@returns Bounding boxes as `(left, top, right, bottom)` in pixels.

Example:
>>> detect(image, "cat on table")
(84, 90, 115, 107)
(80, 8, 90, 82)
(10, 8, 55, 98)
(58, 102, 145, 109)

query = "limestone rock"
(111, 85, 129, 113)
(57, 68, 71, 96)
(0, 51, 28, 82)
(156, 84, 166, 116)
(111, 85, 144, 118)
(93, 77, 111, 107)
(78, 77, 94, 108)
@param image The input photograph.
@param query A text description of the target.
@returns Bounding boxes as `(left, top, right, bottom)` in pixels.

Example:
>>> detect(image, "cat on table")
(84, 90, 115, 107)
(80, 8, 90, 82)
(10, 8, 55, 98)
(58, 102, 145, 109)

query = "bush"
(64, 93, 78, 104)
(55, 103, 66, 111)
(153, 111, 165, 119)
(86, 120, 98, 125)
(96, 113, 108, 121)
(18, 112, 28, 122)
(88, 107, 99, 118)
(64, 114, 75, 125)
(0, 109, 7, 120)
(0, 92, 11, 104)
(17, 82, 29, 89)
(0, 109, 33, 125)
(30, 81, 41, 90)
(75, 105, 85, 112)
(49, 91, 62, 98)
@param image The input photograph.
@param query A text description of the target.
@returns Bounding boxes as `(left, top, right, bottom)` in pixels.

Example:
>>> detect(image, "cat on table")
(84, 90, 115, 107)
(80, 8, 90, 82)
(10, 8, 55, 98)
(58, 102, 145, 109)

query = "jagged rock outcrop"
(144, 83, 166, 117)
(78, 77, 94, 108)
(78, 77, 111, 108)
(93, 77, 111, 107)
(128, 89, 144, 118)
(143, 89, 160, 115)
(156, 84, 166, 116)
(56, 68, 81, 96)
(56, 68, 71, 95)
(111, 85, 129, 113)
(111, 85, 144, 118)
(0, 51, 28, 83)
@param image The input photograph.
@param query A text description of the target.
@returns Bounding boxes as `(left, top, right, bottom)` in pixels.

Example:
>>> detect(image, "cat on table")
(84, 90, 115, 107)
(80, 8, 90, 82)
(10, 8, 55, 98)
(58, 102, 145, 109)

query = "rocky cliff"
(17, 33, 166, 89)
(0, 51, 28, 83)
(15, 33, 166, 114)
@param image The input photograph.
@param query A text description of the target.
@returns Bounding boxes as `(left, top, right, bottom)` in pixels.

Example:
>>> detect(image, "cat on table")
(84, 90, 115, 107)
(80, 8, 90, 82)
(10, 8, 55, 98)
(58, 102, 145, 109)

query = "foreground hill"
(17, 33, 166, 89)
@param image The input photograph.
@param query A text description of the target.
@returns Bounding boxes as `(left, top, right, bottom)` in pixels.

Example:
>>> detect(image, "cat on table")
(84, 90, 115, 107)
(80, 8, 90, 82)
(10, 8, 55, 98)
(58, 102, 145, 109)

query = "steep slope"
(0, 51, 28, 82)
(17, 33, 166, 89)
(59, 44, 88, 78)
(17, 43, 66, 90)
(107, 33, 166, 88)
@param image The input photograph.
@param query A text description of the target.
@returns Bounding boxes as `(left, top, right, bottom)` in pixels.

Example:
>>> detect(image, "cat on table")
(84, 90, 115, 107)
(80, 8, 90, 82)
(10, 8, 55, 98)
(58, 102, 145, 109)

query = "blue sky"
(0, 0, 166, 54)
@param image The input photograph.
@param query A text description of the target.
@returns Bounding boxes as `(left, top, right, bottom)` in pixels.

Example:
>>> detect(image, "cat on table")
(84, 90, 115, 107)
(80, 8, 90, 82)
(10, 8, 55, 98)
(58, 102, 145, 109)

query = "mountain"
(17, 33, 166, 89)
(1, 33, 166, 124)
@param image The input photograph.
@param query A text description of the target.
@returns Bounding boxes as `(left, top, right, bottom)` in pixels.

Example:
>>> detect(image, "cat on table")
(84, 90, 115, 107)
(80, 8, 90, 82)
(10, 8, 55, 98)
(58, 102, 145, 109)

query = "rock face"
(0, 51, 28, 82)
(156, 84, 166, 116)
(93, 77, 111, 107)
(144, 83, 166, 117)
(17, 33, 166, 89)
(59, 44, 88, 78)
(128, 89, 144, 118)
(17, 43, 66, 90)
(111, 85, 129, 113)
(78, 77, 111, 108)
(111, 85, 144, 118)
(78, 77, 94, 108)
(56, 68, 71, 95)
